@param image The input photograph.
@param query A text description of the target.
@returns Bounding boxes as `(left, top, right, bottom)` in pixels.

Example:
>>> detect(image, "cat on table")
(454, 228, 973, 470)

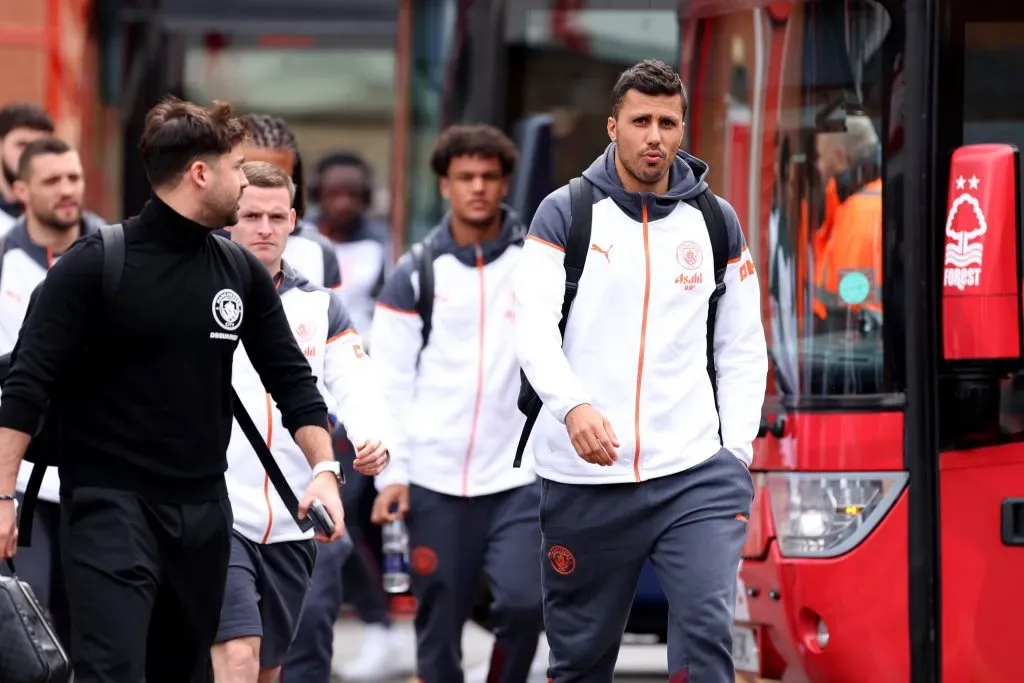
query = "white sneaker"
(530, 654, 548, 678)
(530, 638, 549, 679)
(336, 623, 402, 681)
(464, 660, 490, 683)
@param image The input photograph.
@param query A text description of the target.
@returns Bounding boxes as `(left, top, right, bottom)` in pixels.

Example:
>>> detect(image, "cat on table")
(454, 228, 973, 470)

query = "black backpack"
(2, 224, 315, 546)
(511, 176, 730, 467)
(409, 234, 436, 352)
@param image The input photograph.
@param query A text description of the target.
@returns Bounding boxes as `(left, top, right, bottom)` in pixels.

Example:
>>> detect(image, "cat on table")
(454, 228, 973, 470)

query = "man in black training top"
(0, 98, 367, 683)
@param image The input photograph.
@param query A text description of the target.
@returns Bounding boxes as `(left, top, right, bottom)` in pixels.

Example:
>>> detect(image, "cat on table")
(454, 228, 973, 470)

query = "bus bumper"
(738, 489, 910, 682)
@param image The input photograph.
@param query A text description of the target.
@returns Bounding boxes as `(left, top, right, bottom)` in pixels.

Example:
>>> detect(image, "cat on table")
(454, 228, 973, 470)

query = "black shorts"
(214, 531, 317, 668)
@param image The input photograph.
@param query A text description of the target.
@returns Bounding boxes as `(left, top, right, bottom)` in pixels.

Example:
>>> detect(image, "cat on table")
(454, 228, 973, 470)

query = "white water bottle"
(381, 519, 410, 593)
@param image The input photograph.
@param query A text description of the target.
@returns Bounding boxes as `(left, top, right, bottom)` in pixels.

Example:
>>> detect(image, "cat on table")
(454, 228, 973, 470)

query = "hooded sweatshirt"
(514, 143, 767, 485)
(371, 208, 532, 497)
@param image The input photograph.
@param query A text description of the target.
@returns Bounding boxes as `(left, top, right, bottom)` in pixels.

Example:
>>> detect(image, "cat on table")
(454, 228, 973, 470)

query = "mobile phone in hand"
(308, 499, 335, 537)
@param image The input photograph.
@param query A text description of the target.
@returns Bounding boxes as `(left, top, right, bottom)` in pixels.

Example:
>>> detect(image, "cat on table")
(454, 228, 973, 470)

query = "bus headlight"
(766, 472, 908, 558)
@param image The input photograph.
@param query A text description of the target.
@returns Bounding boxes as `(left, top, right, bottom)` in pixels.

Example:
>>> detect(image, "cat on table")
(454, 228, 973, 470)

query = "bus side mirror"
(942, 143, 1023, 366)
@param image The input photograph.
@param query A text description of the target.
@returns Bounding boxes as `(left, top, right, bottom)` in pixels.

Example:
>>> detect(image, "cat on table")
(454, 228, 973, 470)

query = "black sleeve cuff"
(0, 395, 43, 436)
(284, 405, 330, 437)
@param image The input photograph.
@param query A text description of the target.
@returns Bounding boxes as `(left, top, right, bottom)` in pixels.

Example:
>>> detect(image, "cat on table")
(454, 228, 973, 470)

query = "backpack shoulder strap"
(411, 238, 434, 350)
(692, 189, 729, 441)
(0, 233, 9, 287)
(512, 178, 593, 469)
(99, 223, 125, 306)
(20, 223, 124, 548)
(559, 176, 592, 333)
(697, 190, 729, 294)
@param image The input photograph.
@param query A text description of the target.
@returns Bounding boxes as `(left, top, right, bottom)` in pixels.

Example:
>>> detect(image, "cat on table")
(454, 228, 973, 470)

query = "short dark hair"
(312, 150, 373, 205)
(0, 102, 54, 138)
(138, 97, 247, 188)
(429, 124, 517, 178)
(315, 150, 371, 181)
(611, 59, 688, 117)
(17, 137, 73, 180)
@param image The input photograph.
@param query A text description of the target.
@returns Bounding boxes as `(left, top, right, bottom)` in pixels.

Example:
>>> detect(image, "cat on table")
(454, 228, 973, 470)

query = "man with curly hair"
(370, 124, 543, 683)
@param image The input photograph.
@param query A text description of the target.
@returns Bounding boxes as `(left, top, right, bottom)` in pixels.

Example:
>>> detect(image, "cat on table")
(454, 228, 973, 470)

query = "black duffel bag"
(0, 559, 71, 683)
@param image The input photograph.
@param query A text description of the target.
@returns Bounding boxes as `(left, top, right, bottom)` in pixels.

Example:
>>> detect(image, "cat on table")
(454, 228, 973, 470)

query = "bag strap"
(18, 224, 124, 547)
(412, 239, 435, 352)
(513, 177, 592, 468)
(100, 223, 125, 303)
(231, 389, 313, 532)
(0, 233, 9, 288)
(560, 177, 592, 331)
(209, 236, 313, 532)
(16, 465, 45, 547)
(691, 189, 728, 442)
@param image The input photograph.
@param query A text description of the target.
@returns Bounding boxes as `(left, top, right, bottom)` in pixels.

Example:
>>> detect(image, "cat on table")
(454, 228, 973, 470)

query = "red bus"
(728, 1, 1024, 681)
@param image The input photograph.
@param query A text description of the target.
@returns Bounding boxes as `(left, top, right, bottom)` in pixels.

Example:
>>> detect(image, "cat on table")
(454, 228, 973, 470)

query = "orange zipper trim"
(462, 247, 486, 495)
(260, 392, 275, 543)
(634, 202, 652, 483)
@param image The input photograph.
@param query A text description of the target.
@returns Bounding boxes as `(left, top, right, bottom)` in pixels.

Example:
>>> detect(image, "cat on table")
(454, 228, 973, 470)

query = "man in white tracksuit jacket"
(210, 161, 391, 683)
(371, 124, 543, 683)
(514, 59, 768, 682)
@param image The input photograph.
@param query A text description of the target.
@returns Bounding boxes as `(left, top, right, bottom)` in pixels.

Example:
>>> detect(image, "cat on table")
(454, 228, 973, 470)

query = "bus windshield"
(754, 1, 896, 400)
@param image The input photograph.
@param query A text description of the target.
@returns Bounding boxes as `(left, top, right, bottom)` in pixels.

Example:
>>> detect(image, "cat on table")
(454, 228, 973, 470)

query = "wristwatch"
(312, 460, 343, 485)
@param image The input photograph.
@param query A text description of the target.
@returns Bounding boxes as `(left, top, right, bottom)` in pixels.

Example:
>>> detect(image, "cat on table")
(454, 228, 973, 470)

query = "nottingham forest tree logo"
(944, 174, 985, 291)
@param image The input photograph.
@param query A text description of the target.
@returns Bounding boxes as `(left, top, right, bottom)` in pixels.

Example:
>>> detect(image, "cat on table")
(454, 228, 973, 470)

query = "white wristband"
(312, 461, 341, 479)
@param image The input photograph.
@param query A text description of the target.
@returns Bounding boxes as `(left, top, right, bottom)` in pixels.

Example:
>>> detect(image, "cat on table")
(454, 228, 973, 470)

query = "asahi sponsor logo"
(674, 271, 703, 291)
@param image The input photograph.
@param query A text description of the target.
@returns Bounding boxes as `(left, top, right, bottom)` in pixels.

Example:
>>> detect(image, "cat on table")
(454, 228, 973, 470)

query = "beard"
(35, 205, 81, 231)
(204, 206, 239, 230)
(201, 191, 240, 229)
(221, 205, 239, 228)
(625, 149, 671, 186)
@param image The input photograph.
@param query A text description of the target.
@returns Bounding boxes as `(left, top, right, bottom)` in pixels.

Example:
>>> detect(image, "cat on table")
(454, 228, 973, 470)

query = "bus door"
(929, 1, 1024, 680)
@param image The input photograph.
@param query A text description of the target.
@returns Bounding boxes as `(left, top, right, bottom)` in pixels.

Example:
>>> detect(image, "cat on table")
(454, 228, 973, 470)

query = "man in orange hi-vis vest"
(811, 114, 883, 331)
